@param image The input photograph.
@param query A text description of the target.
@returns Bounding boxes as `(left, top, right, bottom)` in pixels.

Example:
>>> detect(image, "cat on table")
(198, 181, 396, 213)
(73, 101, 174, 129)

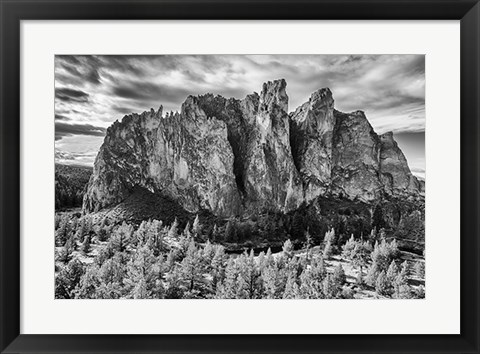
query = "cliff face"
(379, 131, 421, 195)
(194, 79, 303, 214)
(83, 79, 422, 216)
(331, 110, 384, 202)
(84, 104, 241, 217)
(290, 88, 336, 202)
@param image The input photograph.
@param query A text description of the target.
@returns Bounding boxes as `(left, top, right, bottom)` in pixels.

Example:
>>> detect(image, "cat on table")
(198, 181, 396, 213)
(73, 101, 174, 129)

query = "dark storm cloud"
(111, 80, 193, 104)
(55, 122, 106, 140)
(112, 105, 137, 115)
(56, 55, 102, 85)
(55, 113, 70, 121)
(55, 87, 90, 103)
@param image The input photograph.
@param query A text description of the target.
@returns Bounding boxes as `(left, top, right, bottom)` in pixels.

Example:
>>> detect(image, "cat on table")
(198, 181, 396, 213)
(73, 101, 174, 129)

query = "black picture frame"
(1, 0, 479, 353)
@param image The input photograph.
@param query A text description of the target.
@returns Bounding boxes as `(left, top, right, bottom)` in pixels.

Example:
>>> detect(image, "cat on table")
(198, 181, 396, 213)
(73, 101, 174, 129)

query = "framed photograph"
(1, 0, 478, 353)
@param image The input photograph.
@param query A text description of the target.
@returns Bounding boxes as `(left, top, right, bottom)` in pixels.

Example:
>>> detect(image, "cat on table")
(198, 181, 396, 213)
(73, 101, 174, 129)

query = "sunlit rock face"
(194, 79, 303, 214)
(290, 88, 336, 202)
(83, 104, 242, 217)
(83, 79, 422, 217)
(331, 110, 384, 202)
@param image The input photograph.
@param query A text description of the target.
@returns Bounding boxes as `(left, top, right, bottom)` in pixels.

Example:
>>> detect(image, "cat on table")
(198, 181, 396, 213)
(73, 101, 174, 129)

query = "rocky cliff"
(83, 79, 422, 217)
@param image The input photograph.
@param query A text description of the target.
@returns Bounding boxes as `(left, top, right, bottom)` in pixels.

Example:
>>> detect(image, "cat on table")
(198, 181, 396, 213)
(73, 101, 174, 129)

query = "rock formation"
(331, 110, 384, 202)
(379, 131, 421, 194)
(290, 88, 336, 202)
(84, 104, 242, 217)
(83, 79, 422, 217)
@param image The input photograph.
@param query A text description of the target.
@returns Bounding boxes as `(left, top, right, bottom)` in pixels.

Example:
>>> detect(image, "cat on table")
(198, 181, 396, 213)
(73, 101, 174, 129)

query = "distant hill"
(55, 164, 92, 210)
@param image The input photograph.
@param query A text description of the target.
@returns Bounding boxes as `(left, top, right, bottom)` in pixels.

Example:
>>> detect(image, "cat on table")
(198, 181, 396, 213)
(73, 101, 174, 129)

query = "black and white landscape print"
(55, 55, 425, 299)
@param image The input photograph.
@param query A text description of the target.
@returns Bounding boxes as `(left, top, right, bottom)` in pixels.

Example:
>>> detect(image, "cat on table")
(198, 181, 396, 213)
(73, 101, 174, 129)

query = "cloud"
(55, 122, 106, 140)
(111, 81, 189, 102)
(410, 167, 426, 180)
(55, 87, 90, 103)
(55, 148, 98, 166)
(112, 105, 137, 115)
(55, 55, 102, 85)
(55, 54, 425, 166)
(55, 113, 70, 121)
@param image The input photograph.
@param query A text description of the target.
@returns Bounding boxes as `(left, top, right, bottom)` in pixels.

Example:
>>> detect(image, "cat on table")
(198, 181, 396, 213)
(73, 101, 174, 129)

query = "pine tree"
(356, 271, 363, 286)
(365, 259, 380, 286)
(80, 234, 91, 255)
(168, 218, 179, 239)
(415, 285, 425, 299)
(369, 227, 378, 243)
(209, 246, 226, 292)
(211, 224, 221, 242)
(84, 216, 93, 239)
(304, 228, 313, 263)
(241, 250, 261, 299)
(282, 239, 294, 260)
(375, 270, 389, 296)
(332, 264, 346, 288)
(235, 273, 249, 299)
(387, 239, 400, 259)
(97, 226, 109, 242)
(55, 216, 71, 246)
(262, 266, 277, 299)
(414, 261, 425, 279)
(182, 221, 192, 239)
(74, 265, 100, 299)
(322, 273, 336, 299)
(164, 264, 184, 299)
(124, 244, 163, 299)
(265, 248, 274, 267)
(166, 250, 177, 271)
(299, 261, 324, 299)
(110, 222, 133, 253)
(202, 240, 215, 269)
(192, 214, 203, 239)
(351, 241, 372, 277)
(386, 260, 399, 283)
(340, 285, 355, 299)
(283, 271, 300, 299)
(181, 239, 203, 297)
(323, 240, 333, 260)
(148, 219, 164, 256)
(323, 229, 336, 259)
(393, 261, 410, 297)
(75, 217, 90, 243)
(55, 214, 62, 230)
(95, 256, 125, 299)
(220, 258, 238, 298)
(134, 220, 149, 246)
(257, 251, 266, 271)
(341, 235, 356, 259)
(400, 260, 410, 278)
(315, 256, 327, 280)
(55, 258, 85, 299)
(63, 234, 76, 262)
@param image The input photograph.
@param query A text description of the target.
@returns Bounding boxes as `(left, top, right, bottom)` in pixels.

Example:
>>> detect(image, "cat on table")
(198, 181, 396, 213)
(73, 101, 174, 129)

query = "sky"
(54, 55, 425, 178)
